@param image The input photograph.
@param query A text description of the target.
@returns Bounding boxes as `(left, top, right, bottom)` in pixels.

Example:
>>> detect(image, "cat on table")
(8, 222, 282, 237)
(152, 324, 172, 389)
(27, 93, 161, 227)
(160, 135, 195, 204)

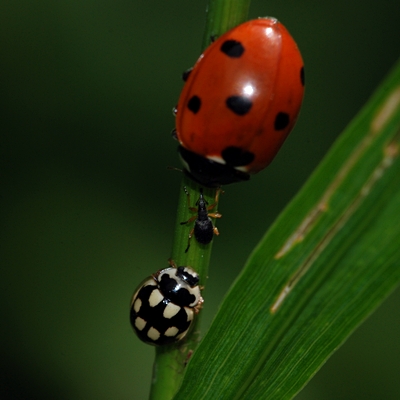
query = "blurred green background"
(1, 1, 399, 399)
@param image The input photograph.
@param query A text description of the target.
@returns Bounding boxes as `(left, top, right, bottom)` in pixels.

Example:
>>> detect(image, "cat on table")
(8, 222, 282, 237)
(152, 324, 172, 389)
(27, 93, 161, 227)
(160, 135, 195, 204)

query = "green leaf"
(201, 0, 250, 49)
(174, 60, 400, 399)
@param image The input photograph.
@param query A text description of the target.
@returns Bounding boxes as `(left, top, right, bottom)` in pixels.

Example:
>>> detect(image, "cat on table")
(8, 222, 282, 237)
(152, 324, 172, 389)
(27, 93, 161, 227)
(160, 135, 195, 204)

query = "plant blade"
(174, 60, 400, 399)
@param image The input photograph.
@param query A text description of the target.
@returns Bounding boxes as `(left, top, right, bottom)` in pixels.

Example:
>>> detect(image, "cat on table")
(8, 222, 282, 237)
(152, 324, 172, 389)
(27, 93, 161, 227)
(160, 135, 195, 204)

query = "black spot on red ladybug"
(226, 96, 252, 116)
(187, 96, 201, 114)
(221, 146, 255, 166)
(182, 68, 193, 82)
(274, 112, 290, 130)
(220, 40, 245, 58)
(300, 66, 305, 86)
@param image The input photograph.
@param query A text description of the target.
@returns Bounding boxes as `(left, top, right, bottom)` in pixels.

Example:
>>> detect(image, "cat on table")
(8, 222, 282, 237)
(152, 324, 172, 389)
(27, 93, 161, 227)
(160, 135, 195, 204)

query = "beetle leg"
(208, 212, 222, 219)
(184, 227, 195, 253)
(180, 215, 197, 225)
(207, 188, 224, 211)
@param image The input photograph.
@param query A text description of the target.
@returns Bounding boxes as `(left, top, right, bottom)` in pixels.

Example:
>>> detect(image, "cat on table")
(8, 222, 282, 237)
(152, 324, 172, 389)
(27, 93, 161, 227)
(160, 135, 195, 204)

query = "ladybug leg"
(193, 296, 204, 313)
(212, 226, 220, 236)
(182, 68, 193, 82)
(180, 215, 197, 225)
(184, 350, 194, 367)
(184, 227, 195, 253)
(168, 258, 178, 269)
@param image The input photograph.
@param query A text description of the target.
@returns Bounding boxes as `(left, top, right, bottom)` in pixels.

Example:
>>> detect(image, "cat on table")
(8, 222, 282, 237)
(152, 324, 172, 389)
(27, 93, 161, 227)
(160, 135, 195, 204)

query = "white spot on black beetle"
(130, 260, 203, 346)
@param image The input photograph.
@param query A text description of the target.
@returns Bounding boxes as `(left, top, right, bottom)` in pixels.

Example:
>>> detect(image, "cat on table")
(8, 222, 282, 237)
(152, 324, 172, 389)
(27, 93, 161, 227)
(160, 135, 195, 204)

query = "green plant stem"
(149, 177, 218, 400)
(202, 0, 250, 49)
(148, 1, 251, 399)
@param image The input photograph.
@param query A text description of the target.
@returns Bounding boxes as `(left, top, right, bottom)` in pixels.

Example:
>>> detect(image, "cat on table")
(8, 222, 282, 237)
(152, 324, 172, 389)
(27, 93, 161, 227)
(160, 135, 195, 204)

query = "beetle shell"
(130, 266, 203, 346)
(175, 17, 305, 187)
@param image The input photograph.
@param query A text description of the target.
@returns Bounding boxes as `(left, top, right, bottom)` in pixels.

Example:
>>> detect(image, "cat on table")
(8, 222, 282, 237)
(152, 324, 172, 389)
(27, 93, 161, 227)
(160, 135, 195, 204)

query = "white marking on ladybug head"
(181, 267, 199, 282)
(207, 155, 225, 165)
(235, 165, 249, 173)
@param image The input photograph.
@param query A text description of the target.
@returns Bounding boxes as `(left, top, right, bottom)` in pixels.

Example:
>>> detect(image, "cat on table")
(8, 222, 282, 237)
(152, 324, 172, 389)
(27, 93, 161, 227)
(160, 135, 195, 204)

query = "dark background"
(1, 1, 399, 399)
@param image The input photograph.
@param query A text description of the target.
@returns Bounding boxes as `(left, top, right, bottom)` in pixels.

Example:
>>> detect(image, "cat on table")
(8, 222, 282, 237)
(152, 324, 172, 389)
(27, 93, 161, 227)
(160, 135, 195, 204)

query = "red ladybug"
(174, 17, 305, 187)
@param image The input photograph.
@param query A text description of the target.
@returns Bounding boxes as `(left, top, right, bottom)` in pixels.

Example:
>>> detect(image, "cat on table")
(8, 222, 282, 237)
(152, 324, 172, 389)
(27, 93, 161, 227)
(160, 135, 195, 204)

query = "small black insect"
(180, 187, 222, 252)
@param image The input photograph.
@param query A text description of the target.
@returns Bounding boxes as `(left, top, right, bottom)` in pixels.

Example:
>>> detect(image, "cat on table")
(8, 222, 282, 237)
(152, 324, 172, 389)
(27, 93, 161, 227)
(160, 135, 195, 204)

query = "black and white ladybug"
(180, 187, 222, 253)
(130, 259, 203, 346)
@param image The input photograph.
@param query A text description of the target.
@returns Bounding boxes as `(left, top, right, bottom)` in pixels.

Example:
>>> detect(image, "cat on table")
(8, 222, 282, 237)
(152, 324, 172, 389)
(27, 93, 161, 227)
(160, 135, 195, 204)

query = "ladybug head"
(178, 146, 250, 187)
(176, 266, 199, 287)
